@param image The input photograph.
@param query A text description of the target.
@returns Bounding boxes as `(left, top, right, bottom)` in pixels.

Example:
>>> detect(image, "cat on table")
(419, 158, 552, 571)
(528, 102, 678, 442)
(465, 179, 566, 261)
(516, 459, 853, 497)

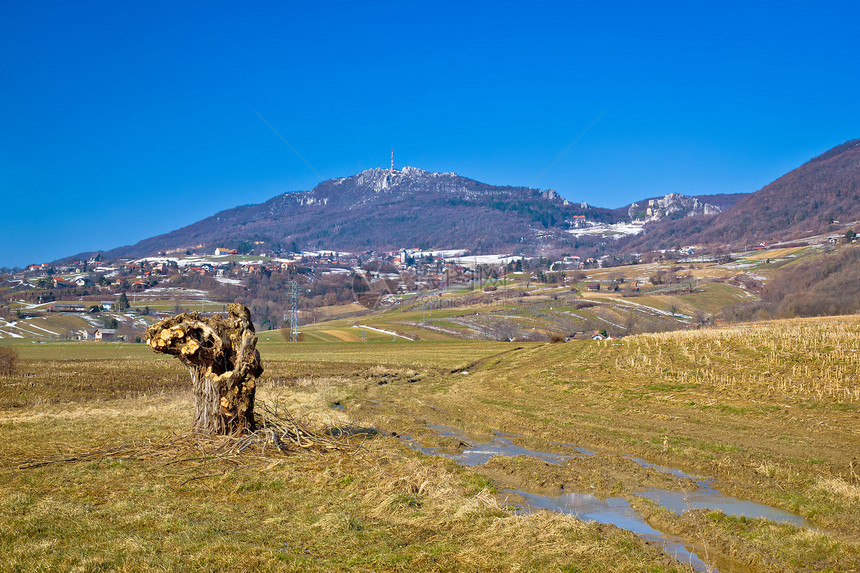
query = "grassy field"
(2, 315, 859, 571)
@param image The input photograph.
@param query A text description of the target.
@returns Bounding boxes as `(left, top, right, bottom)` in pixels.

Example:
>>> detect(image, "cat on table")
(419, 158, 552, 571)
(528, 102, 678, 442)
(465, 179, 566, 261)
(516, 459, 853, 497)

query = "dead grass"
(816, 477, 860, 502)
(0, 351, 693, 572)
(336, 315, 860, 570)
(5, 316, 859, 571)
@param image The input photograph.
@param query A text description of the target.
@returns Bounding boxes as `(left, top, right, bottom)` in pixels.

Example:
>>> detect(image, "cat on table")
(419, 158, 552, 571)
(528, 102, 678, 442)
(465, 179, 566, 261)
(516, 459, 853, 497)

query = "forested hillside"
(626, 140, 860, 251)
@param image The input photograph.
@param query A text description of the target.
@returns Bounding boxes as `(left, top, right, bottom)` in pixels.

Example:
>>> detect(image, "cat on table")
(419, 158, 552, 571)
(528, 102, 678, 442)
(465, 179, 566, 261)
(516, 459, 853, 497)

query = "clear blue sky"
(2, 1, 859, 268)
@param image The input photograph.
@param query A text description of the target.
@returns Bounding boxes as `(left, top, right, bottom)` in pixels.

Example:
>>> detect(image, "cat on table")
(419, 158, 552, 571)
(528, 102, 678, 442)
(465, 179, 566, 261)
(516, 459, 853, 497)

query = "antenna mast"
(390, 149, 394, 174)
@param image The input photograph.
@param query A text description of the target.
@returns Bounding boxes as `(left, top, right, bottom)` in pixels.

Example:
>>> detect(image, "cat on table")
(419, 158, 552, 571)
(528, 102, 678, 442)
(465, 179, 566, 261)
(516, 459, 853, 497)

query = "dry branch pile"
(14, 405, 369, 470)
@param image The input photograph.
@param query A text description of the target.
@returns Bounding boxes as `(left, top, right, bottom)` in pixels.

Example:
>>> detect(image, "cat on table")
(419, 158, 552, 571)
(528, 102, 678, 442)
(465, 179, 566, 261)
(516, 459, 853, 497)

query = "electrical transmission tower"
(289, 280, 299, 342)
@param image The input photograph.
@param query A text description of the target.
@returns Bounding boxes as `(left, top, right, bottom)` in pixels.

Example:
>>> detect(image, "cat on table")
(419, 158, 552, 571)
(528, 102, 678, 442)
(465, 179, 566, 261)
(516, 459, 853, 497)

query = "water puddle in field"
(511, 490, 710, 572)
(641, 484, 809, 527)
(627, 456, 809, 527)
(402, 425, 811, 573)
(627, 456, 698, 479)
(403, 425, 590, 465)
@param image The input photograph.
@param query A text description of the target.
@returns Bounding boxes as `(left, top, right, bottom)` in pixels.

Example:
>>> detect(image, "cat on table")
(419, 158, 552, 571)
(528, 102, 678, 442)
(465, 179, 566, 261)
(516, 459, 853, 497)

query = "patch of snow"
(215, 277, 244, 286)
(353, 324, 414, 341)
(603, 298, 694, 321)
(446, 254, 523, 266)
(300, 250, 355, 258)
(11, 324, 50, 337)
(590, 314, 626, 329)
(23, 322, 60, 335)
(81, 315, 103, 327)
(412, 249, 469, 259)
(144, 287, 208, 297)
(139, 256, 229, 268)
(568, 221, 646, 237)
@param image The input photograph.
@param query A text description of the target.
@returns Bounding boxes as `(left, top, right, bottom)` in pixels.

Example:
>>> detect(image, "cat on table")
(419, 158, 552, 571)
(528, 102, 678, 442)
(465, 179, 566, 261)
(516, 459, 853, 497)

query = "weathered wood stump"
(145, 303, 263, 435)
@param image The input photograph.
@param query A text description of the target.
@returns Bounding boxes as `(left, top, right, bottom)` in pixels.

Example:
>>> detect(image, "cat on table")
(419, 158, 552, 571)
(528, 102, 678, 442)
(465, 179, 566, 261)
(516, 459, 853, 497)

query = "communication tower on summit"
(390, 149, 394, 174)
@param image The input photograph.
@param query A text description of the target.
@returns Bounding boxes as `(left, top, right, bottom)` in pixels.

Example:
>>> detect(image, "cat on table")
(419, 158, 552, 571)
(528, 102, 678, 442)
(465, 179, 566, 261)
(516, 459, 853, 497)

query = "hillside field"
(1, 315, 859, 572)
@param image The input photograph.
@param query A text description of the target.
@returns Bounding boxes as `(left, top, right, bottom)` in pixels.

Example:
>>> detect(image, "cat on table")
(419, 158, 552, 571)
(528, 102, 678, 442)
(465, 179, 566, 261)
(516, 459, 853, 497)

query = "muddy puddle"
(640, 484, 809, 528)
(403, 424, 591, 465)
(402, 425, 811, 573)
(512, 490, 711, 572)
(626, 456, 809, 527)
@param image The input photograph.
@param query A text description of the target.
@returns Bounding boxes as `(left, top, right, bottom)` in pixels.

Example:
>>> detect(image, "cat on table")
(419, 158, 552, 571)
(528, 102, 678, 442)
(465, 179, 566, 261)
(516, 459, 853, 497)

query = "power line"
(529, 110, 607, 188)
(289, 280, 299, 342)
(252, 108, 325, 181)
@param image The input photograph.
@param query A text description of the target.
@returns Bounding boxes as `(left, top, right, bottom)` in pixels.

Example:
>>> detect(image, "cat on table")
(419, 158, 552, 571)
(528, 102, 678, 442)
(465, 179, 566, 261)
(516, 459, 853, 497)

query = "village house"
(80, 328, 117, 341)
(97, 328, 117, 341)
(566, 331, 589, 341)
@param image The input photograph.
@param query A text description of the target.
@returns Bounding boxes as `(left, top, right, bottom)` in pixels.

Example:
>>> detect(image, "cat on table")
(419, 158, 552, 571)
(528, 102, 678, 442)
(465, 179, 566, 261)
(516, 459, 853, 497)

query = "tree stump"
(145, 303, 263, 435)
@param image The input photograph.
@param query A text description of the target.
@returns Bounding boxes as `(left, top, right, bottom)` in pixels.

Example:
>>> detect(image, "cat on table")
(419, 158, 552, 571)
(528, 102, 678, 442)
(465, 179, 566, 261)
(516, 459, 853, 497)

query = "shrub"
(0, 347, 18, 376)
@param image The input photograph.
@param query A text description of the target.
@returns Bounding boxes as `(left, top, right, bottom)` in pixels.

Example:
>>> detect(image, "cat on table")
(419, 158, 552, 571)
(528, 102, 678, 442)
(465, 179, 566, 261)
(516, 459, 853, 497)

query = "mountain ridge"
(51, 139, 860, 265)
(99, 167, 619, 259)
(624, 139, 860, 251)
